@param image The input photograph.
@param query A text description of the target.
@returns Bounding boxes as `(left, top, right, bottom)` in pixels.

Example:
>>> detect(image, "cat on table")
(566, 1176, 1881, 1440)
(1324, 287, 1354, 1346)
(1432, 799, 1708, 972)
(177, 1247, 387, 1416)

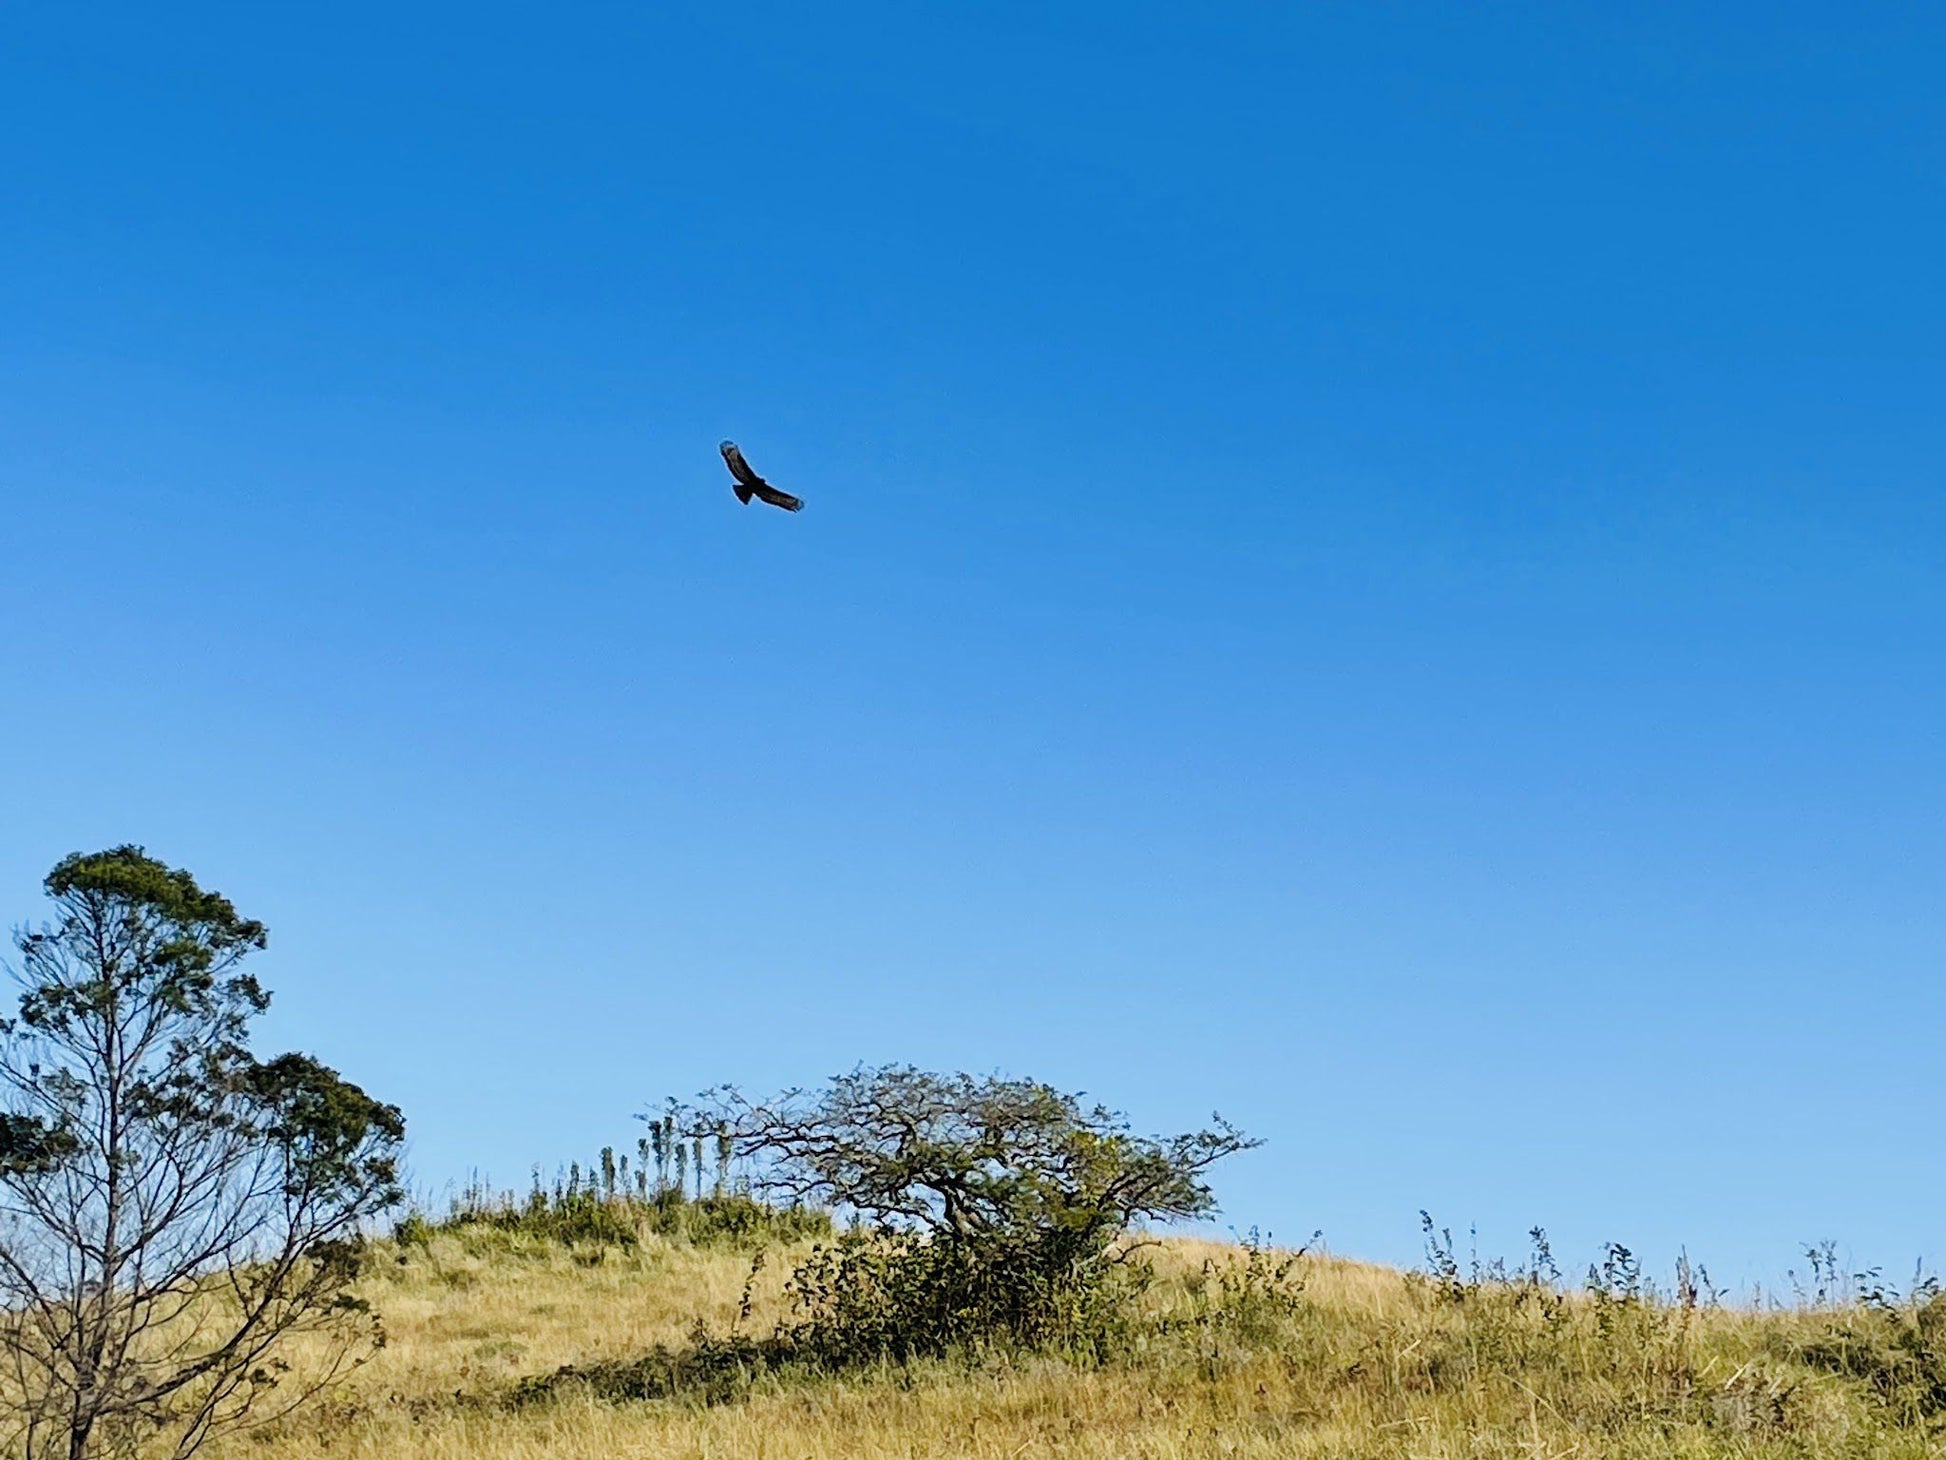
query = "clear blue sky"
(3, 3, 1941, 1288)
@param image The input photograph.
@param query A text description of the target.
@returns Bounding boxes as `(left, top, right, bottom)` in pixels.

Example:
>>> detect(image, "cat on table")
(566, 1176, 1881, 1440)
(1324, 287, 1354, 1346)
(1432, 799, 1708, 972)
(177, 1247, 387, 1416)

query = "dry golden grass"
(199, 1230, 1938, 1460)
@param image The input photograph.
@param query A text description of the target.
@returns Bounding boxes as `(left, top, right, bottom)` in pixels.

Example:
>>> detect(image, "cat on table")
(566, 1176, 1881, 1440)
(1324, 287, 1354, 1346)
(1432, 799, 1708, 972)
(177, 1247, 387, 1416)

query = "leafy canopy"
(689, 1064, 1256, 1244)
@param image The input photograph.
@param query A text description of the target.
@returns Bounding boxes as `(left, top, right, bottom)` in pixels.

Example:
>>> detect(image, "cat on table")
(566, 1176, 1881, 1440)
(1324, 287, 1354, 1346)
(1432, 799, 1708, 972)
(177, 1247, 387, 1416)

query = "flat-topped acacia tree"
(694, 1065, 1255, 1244)
(0, 848, 404, 1460)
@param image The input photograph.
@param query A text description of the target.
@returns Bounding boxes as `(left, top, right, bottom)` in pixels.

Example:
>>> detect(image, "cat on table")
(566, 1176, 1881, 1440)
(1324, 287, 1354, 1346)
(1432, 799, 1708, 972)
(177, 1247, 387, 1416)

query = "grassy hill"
(207, 1211, 1942, 1460)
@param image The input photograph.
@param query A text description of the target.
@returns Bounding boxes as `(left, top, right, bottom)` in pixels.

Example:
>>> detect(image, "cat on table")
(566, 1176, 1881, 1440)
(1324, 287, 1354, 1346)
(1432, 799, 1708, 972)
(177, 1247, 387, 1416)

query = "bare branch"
(0, 848, 402, 1459)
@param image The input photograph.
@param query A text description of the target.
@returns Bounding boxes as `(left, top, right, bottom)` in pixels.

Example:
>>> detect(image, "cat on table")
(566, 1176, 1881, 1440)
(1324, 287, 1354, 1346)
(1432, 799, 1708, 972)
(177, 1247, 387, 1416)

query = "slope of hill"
(206, 1218, 1941, 1460)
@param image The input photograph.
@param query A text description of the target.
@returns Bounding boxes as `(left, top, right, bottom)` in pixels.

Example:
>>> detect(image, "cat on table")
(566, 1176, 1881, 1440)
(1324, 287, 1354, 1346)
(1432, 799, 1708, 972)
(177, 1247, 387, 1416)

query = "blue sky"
(3, 2, 1942, 1288)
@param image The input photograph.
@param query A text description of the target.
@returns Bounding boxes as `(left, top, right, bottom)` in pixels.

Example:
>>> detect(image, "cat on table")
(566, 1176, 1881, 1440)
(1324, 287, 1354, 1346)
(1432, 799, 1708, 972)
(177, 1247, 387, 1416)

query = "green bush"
(783, 1226, 1153, 1365)
(1799, 1288, 1946, 1425)
(512, 1331, 803, 1408)
(1182, 1232, 1309, 1350)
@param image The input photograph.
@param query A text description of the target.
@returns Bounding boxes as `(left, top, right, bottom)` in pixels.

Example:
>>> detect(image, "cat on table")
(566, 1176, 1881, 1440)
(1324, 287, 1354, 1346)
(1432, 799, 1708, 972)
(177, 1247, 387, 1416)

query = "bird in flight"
(719, 440, 804, 512)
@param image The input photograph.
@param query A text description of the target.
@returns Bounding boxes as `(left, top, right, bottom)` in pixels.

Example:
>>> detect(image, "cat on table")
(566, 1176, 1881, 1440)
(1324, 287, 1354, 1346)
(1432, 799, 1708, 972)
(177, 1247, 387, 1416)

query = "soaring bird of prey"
(719, 440, 804, 512)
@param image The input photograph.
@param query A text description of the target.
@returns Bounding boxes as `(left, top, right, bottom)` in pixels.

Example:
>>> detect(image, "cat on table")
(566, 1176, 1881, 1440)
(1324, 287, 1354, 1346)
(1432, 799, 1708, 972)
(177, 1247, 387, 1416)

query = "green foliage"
(0, 1109, 79, 1175)
(393, 1211, 436, 1250)
(511, 1335, 798, 1409)
(411, 1174, 830, 1253)
(247, 1052, 406, 1197)
(1181, 1231, 1311, 1357)
(781, 1225, 1154, 1366)
(691, 1065, 1255, 1243)
(21, 844, 269, 1041)
(1799, 1278, 1946, 1426)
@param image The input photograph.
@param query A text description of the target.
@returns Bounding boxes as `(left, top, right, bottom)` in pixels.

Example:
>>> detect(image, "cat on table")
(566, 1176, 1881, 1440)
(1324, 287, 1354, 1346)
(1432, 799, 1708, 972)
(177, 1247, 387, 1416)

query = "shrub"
(516, 1068, 1257, 1407)
(1799, 1285, 1946, 1425)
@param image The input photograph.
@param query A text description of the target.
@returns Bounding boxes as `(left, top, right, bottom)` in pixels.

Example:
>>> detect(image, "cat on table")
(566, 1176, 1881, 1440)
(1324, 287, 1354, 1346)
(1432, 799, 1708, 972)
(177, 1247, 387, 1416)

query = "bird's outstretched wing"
(751, 482, 804, 512)
(720, 440, 763, 489)
(719, 440, 805, 511)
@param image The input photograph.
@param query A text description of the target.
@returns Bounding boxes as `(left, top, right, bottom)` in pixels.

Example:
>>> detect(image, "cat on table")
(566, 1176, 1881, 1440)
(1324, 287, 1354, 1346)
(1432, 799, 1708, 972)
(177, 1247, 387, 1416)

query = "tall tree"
(0, 847, 404, 1460)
